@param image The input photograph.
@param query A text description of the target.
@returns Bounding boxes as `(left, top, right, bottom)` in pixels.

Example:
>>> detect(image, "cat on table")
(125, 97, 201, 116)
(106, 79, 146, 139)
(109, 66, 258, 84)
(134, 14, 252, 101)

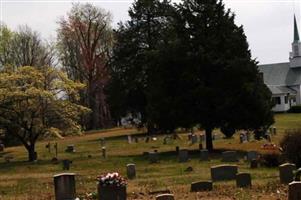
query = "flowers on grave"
(97, 172, 127, 187)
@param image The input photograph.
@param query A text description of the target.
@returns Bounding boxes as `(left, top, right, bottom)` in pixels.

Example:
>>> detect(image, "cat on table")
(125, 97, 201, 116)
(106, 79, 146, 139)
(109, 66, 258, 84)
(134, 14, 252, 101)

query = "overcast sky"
(1, 0, 301, 64)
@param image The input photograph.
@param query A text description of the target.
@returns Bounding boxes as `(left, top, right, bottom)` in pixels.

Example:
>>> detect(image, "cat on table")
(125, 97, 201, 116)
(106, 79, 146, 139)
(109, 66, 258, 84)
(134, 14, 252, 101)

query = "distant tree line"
(0, 0, 274, 157)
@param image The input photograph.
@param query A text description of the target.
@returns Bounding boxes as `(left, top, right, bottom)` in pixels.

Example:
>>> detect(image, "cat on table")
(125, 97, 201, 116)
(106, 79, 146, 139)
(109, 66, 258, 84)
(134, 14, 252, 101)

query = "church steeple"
(290, 15, 301, 68)
(294, 15, 300, 42)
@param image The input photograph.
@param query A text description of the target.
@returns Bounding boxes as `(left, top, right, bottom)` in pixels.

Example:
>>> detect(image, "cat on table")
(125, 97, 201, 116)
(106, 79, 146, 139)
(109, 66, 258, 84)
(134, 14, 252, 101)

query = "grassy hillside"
(0, 113, 300, 200)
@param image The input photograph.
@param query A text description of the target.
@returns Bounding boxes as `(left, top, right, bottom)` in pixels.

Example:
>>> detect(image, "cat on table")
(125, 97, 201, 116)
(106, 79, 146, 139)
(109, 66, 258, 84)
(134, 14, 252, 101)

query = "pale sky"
(1, 0, 301, 64)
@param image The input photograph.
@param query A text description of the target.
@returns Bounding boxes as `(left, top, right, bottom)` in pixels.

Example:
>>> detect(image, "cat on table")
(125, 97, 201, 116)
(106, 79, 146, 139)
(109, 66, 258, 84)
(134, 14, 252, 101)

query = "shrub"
(288, 105, 301, 113)
(260, 153, 280, 167)
(280, 129, 301, 167)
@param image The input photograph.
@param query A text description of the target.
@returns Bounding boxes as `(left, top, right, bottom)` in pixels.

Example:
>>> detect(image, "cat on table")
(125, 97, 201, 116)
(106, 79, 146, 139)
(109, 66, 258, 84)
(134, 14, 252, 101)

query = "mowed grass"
(0, 113, 300, 200)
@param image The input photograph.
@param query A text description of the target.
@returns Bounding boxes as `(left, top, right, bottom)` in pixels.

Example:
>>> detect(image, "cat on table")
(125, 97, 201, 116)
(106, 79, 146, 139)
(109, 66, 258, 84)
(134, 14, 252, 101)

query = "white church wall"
(272, 94, 291, 112)
(291, 85, 301, 105)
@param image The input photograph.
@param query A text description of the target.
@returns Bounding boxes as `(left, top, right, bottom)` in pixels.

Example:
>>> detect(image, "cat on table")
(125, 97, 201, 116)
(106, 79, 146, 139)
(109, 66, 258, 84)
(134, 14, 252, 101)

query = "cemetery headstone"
(179, 149, 189, 163)
(98, 180, 126, 200)
(200, 149, 209, 161)
(126, 164, 136, 179)
(279, 163, 296, 184)
(127, 135, 132, 144)
(156, 194, 175, 200)
(62, 159, 72, 170)
(190, 181, 213, 192)
(236, 173, 251, 188)
(175, 146, 179, 154)
(0, 143, 4, 152)
(54, 142, 58, 158)
(222, 151, 238, 162)
(247, 151, 258, 162)
(53, 173, 76, 200)
(288, 181, 301, 200)
(65, 145, 75, 153)
(102, 147, 106, 158)
(149, 152, 159, 163)
(211, 164, 238, 181)
(250, 159, 258, 169)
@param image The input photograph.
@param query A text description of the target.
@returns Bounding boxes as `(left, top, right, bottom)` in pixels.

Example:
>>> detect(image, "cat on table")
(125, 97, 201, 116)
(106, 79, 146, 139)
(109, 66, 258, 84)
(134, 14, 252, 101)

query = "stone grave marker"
(250, 159, 258, 169)
(149, 152, 159, 163)
(211, 164, 238, 181)
(191, 181, 213, 192)
(62, 159, 72, 170)
(102, 147, 106, 158)
(179, 149, 189, 163)
(0, 143, 4, 152)
(98, 184, 126, 200)
(156, 194, 174, 200)
(127, 135, 132, 144)
(175, 146, 179, 154)
(222, 151, 238, 162)
(247, 151, 258, 162)
(288, 181, 301, 200)
(200, 149, 209, 161)
(53, 173, 76, 200)
(236, 173, 251, 188)
(279, 163, 296, 184)
(65, 145, 75, 153)
(126, 164, 136, 179)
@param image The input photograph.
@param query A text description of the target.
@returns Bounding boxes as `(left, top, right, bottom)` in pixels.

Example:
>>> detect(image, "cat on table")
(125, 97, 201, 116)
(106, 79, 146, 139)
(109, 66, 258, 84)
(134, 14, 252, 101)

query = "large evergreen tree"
(171, 0, 274, 150)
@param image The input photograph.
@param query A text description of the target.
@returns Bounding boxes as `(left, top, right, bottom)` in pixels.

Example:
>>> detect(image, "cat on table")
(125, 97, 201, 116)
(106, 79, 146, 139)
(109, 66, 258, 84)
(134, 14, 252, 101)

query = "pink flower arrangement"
(97, 172, 127, 187)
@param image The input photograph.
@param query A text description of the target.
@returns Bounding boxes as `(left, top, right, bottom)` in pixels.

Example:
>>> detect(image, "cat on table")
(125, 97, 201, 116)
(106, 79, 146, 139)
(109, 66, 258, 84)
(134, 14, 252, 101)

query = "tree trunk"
(27, 144, 37, 162)
(205, 128, 213, 151)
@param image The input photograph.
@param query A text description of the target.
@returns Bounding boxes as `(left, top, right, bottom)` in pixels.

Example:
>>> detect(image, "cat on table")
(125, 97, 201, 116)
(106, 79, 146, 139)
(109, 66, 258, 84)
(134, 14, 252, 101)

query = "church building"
(259, 16, 301, 112)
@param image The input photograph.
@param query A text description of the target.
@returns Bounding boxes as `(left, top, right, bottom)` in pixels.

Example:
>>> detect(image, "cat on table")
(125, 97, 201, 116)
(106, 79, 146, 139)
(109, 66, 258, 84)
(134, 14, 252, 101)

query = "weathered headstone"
(211, 164, 238, 181)
(62, 159, 72, 170)
(0, 143, 4, 152)
(247, 151, 258, 162)
(156, 194, 174, 200)
(175, 146, 179, 154)
(288, 181, 301, 200)
(126, 164, 136, 179)
(102, 147, 106, 158)
(222, 151, 238, 162)
(279, 163, 296, 184)
(191, 181, 213, 192)
(191, 135, 197, 144)
(200, 149, 209, 161)
(53, 173, 76, 200)
(236, 173, 251, 188)
(54, 142, 58, 158)
(65, 145, 75, 153)
(149, 152, 159, 163)
(127, 135, 132, 144)
(98, 184, 126, 200)
(250, 159, 258, 169)
(179, 149, 189, 163)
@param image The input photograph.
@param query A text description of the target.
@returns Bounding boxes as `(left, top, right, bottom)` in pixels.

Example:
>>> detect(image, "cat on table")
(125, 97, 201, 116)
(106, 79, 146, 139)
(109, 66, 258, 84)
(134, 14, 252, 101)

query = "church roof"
(294, 15, 300, 41)
(258, 62, 301, 86)
(267, 85, 297, 95)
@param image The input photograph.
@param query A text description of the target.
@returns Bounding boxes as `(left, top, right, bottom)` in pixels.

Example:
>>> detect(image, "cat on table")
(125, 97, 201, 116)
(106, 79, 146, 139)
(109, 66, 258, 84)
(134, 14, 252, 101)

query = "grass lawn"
(0, 113, 300, 200)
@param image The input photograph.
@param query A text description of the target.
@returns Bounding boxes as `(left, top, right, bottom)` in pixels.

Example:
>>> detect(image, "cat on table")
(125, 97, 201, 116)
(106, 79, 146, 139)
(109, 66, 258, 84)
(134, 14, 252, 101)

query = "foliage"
(97, 172, 127, 187)
(280, 129, 301, 167)
(0, 24, 54, 68)
(109, 0, 175, 131)
(0, 65, 89, 161)
(288, 105, 301, 113)
(57, 3, 113, 129)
